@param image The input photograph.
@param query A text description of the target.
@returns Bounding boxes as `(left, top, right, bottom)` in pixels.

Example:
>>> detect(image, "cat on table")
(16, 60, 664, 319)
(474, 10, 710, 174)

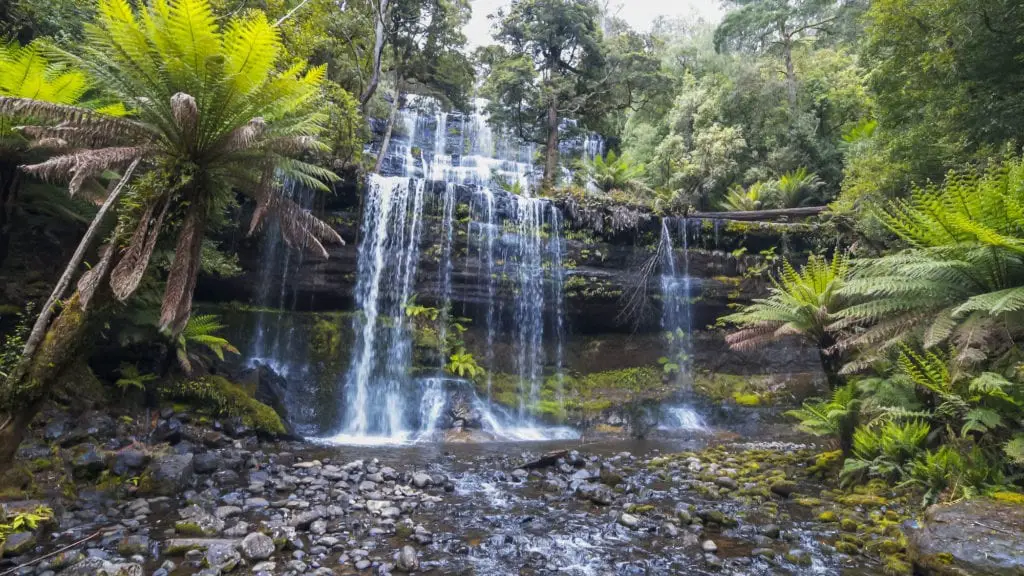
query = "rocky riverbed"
(2, 416, 922, 576)
(4, 406, 1023, 576)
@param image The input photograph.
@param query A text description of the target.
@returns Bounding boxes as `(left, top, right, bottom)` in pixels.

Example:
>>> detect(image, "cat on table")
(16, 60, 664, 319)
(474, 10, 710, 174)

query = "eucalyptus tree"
(714, 0, 843, 113)
(0, 0, 341, 465)
(482, 0, 605, 190)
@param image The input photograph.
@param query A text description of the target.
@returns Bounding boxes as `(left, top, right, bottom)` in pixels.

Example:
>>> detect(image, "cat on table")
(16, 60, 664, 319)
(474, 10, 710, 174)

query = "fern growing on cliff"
(721, 253, 850, 386)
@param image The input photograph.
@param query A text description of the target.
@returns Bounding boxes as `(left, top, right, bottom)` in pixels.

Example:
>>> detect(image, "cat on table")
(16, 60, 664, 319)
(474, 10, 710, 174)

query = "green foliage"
(8, 0, 341, 340)
(720, 181, 772, 211)
(176, 314, 239, 373)
(405, 295, 440, 321)
(584, 150, 647, 195)
(841, 420, 930, 486)
(786, 382, 858, 438)
(114, 363, 156, 394)
(721, 254, 849, 383)
(0, 505, 53, 543)
(0, 304, 32, 381)
(161, 375, 285, 435)
(447, 348, 483, 379)
(836, 156, 1024, 362)
(775, 167, 823, 208)
(845, 0, 1024, 202)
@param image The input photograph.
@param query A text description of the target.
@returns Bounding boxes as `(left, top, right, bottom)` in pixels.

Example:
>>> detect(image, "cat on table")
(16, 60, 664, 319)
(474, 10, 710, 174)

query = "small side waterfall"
(657, 217, 708, 434)
(659, 217, 693, 383)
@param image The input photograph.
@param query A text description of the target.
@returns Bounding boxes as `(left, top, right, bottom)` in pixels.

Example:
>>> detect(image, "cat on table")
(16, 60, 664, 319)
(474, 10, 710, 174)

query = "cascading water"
(657, 216, 709, 433)
(322, 97, 578, 444)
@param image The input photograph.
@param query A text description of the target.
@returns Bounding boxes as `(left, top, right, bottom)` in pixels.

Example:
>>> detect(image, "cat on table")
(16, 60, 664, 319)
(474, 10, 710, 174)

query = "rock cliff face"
(198, 189, 827, 435)
(199, 189, 820, 336)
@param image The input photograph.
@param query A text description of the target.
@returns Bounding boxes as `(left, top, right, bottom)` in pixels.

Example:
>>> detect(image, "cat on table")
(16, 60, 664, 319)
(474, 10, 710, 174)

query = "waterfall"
(659, 217, 693, 385)
(657, 217, 709, 434)
(322, 97, 584, 444)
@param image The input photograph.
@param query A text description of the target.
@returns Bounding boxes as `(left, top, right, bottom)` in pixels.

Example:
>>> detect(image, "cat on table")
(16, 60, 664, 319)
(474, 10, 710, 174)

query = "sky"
(465, 0, 724, 48)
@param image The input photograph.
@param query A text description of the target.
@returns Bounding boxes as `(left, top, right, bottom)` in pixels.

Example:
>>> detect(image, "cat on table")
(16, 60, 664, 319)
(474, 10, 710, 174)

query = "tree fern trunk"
(0, 292, 100, 466)
(0, 162, 20, 269)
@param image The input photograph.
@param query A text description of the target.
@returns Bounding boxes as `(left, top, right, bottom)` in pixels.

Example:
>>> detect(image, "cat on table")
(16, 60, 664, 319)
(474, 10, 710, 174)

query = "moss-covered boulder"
(906, 498, 1024, 576)
(160, 376, 287, 436)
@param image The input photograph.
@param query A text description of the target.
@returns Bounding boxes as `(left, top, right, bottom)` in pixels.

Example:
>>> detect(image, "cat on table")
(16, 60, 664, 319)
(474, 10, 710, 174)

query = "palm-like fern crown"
(721, 253, 849, 350)
(835, 156, 1024, 360)
(0, 0, 344, 335)
(776, 167, 821, 208)
(0, 42, 98, 153)
(589, 150, 645, 193)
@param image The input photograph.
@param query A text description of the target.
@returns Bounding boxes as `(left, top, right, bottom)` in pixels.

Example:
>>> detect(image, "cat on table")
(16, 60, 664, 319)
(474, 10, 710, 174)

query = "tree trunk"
(359, 0, 390, 113)
(0, 162, 21, 269)
(13, 158, 139, 382)
(782, 34, 798, 116)
(690, 206, 827, 221)
(373, 82, 401, 174)
(0, 291, 99, 465)
(0, 160, 137, 466)
(817, 348, 844, 391)
(543, 96, 559, 191)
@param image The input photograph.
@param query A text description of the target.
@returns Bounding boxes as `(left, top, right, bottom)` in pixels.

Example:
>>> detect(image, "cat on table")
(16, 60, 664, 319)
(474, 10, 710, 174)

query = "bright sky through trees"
(465, 0, 723, 47)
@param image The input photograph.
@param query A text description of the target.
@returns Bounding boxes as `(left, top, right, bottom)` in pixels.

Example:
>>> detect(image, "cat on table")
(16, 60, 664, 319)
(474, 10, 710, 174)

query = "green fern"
(835, 155, 1024, 358)
(447, 348, 484, 379)
(774, 167, 822, 208)
(722, 253, 849, 384)
(176, 314, 239, 373)
(586, 150, 647, 194)
(786, 382, 858, 438)
(114, 362, 156, 393)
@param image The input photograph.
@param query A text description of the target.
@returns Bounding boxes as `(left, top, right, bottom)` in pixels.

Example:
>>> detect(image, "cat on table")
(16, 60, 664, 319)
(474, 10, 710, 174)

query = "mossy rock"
(837, 494, 887, 508)
(817, 511, 837, 522)
(992, 491, 1024, 505)
(625, 504, 655, 514)
(161, 376, 286, 435)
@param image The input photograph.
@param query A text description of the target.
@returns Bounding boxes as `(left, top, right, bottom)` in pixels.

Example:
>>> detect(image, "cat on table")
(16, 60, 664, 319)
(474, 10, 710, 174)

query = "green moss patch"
(160, 375, 286, 435)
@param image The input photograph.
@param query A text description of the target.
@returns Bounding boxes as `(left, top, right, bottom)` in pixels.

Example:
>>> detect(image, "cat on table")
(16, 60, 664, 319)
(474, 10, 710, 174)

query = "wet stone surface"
(2, 436, 914, 575)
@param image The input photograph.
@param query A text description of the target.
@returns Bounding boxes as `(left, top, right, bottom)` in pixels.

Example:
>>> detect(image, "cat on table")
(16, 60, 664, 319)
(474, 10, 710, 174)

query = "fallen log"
(690, 206, 827, 221)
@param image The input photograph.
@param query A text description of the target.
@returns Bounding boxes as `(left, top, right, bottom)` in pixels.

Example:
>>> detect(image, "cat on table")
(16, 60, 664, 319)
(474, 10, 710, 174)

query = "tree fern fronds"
(954, 287, 1024, 317)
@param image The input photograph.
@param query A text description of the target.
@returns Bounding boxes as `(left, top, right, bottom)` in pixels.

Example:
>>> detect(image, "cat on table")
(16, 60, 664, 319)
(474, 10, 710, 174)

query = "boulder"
(110, 448, 151, 477)
(2, 531, 36, 556)
(906, 499, 1024, 576)
(396, 545, 419, 572)
(193, 452, 222, 474)
(70, 443, 106, 480)
(142, 453, 194, 496)
(204, 543, 242, 572)
(241, 533, 276, 561)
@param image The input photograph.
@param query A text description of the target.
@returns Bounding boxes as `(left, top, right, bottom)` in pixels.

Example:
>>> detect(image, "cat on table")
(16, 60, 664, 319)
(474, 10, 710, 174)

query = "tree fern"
(586, 150, 647, 194)
(2, 0, 344, 336)
(836, 155, 1024, 358)
(722, 253, 850, 385)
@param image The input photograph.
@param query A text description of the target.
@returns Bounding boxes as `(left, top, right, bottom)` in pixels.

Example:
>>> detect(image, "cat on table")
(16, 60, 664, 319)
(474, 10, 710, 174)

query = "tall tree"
(371, 0, 474, 172)
(483, 0, 604, 190)
(839, 0, 1024, 207)
(0, 0, 341, 465)
(714, 0, 840, 114)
